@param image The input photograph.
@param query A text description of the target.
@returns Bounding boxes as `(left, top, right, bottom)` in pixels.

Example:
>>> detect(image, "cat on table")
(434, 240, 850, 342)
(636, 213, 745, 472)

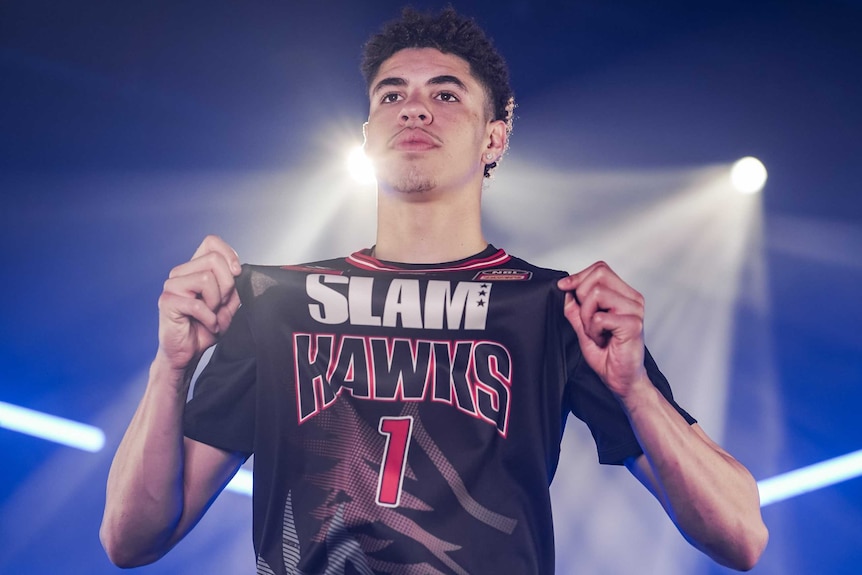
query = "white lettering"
(307, 274, 349, 324)
(383, 279, 423, 328)
(307, 276, 491, 330)
(425, 281, 491, 330)
(348, 276, 381, 326)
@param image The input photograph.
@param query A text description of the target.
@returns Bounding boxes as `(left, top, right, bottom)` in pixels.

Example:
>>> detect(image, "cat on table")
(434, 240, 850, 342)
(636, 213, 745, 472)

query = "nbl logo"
(473, 269, 532, 281)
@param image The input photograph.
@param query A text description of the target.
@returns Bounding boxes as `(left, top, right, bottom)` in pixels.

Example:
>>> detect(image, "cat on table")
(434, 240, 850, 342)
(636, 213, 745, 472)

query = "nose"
(399, 96, 432, 126)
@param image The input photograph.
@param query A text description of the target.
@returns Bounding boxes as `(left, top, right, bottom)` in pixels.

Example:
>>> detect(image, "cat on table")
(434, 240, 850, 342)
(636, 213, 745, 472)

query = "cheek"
(362, 122, 385, 157)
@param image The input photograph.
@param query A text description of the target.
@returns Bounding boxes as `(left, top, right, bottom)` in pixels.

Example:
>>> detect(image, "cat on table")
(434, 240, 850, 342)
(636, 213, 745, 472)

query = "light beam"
(758, 449, 862, 506)
(0, 401, 105, 453)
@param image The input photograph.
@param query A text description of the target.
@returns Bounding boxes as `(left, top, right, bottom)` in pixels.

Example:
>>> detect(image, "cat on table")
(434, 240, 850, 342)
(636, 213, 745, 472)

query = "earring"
(485, 153, 494, 161)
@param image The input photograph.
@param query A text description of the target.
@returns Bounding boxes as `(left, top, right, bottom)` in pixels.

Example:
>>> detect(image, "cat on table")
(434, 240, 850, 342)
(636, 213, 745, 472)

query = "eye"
(380, 93, 402, 104)
(435, 92, 460, 103)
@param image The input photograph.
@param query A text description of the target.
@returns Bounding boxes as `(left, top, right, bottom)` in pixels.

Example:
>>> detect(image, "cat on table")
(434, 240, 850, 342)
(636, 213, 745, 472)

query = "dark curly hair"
(361, 7, 515, 177)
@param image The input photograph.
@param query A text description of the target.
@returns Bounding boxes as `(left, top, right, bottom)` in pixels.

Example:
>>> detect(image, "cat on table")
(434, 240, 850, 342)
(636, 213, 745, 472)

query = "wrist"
(616, 373, 659, 415)
(150, 351, 197, 397)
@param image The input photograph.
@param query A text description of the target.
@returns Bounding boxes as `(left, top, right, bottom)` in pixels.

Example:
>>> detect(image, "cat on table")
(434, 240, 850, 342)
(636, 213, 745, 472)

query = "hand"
(557, 261, 648, 398)
(155, 235, 242, 379)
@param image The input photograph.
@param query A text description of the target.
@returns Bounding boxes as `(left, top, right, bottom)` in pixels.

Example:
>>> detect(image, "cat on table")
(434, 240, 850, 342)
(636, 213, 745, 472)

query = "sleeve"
(183, 301, 257, 456)
(564, 327, 696, 465)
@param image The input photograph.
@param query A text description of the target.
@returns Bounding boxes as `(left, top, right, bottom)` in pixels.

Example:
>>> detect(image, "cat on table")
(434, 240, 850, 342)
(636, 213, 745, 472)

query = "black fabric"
(184, 246, 695, 575)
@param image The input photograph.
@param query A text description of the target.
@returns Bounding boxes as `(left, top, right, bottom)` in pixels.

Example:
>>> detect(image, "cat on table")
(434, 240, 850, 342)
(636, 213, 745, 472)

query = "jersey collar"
(347, 245, 511, 273)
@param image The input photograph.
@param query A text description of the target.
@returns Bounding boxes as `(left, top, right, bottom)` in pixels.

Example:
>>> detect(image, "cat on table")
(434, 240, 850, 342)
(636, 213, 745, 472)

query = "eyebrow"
(371, 74, 469, 96)
(428, 75, 468, 91)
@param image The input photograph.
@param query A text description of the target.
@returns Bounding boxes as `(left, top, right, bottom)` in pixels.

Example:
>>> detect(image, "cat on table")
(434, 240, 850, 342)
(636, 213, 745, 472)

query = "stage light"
(347, 145, 376, 185)
(0, 401, 105, 452)
(757, 449, 862, 506)
(730, 156, 767, 194)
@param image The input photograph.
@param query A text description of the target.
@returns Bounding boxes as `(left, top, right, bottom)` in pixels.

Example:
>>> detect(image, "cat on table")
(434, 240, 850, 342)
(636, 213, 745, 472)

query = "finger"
(163, 270, 225, 313)
(558, 261, 643, 305)
(557, 260, 605, 292)
(583, 311, 644, 348)
(563, 284, 643, 349)
(562, 291, 589, 342)
(563, 291, 615, 354)
(214, 288, 242, 334)
(168, 252, 237, 305)
(577, 282, 643, 322)
(158, 291, 220, 336)
(191, 235, 242, 276)
(576, 280, 643, 345)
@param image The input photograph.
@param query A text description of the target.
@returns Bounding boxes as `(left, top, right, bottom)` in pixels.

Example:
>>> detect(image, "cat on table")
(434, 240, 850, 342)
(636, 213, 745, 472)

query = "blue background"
(1, 1, 860, 573)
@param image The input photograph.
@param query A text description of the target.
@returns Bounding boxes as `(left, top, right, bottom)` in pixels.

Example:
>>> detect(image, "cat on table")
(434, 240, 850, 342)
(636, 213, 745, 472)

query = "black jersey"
(184, 245, 694, 575)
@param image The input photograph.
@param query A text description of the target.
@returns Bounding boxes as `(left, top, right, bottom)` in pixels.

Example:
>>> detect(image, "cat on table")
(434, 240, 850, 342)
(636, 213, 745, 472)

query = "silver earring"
(485, 153, 494, 161)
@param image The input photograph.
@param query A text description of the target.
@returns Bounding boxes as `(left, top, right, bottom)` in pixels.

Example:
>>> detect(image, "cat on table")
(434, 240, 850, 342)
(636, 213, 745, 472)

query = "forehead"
(370, 47, 479, 92)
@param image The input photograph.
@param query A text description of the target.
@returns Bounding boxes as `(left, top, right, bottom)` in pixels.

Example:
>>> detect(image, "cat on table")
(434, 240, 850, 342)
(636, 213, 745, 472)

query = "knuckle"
(190, 298, 207, 315)
(203, 250, 226, 269)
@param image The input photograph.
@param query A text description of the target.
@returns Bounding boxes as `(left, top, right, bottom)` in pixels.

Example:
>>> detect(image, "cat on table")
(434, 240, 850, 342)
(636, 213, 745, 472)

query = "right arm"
(100, 236, 246, 567)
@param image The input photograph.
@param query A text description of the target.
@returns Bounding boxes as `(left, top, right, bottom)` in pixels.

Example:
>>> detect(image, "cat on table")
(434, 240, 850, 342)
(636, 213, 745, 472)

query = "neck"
(373, 186, 487, 264)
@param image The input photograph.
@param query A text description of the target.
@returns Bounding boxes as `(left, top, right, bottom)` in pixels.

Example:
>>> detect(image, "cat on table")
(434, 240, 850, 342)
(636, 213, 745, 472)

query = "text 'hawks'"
(297, 275, 511, 435)
(294, 335, 512, 436)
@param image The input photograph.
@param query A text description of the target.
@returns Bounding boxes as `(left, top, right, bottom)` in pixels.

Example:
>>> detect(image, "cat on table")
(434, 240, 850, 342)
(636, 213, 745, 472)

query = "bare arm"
(623, 399, 766, 570)
(558, 263, 768, 571)
(100, 236, 246, 567)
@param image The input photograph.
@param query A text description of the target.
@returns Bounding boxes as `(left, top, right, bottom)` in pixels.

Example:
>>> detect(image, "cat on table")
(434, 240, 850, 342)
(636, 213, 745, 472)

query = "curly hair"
(361, 7, 515, 177)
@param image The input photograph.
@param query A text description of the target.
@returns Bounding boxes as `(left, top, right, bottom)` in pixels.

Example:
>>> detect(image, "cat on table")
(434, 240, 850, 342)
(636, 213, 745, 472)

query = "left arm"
(558, 262, 768, 571)
(622, 393, 766, 570)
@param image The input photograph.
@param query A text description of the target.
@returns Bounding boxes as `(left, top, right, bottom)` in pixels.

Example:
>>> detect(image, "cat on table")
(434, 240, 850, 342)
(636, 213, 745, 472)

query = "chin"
(379, 167, 436, 195)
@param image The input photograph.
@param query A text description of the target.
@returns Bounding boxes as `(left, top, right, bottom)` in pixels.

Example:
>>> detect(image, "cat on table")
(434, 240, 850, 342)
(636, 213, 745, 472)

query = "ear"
(362, 121, 369, 146)
(482, 119, 508, 164)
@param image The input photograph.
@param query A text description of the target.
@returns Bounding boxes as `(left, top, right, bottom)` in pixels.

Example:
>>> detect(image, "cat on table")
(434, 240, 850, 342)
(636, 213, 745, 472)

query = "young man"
(101, 8, 767, 574)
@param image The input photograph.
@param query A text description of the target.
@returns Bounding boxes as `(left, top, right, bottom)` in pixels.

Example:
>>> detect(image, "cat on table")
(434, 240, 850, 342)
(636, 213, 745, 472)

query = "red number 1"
(376, 416, 414, 507)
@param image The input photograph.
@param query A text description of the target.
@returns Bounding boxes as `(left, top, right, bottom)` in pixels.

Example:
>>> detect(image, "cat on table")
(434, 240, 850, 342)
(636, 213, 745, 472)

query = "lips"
(390, 128, 441, 151)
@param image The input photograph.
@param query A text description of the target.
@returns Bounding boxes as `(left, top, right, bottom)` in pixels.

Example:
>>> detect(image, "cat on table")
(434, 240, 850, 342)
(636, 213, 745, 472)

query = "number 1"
(376, 416, 414, 507)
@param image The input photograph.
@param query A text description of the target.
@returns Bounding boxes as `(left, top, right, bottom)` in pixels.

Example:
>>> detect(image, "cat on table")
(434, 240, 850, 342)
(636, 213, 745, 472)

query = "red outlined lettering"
(376, 416, 414, 507)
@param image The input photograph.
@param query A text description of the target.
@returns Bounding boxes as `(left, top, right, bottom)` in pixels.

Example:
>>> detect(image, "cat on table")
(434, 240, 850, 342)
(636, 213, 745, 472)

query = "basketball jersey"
(184, 245, 694, 575)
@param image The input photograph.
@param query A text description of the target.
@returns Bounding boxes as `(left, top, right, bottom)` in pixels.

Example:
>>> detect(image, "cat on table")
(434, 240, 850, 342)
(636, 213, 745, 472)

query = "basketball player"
(101, 8, 767, 574)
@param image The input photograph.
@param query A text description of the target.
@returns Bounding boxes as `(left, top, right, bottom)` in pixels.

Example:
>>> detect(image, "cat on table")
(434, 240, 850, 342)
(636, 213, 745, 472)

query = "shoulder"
(495, 252, 568, 282)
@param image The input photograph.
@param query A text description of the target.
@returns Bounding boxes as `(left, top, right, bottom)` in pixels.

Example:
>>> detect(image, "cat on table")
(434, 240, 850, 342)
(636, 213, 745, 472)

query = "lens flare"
(730, 156, 767, 194)
(348, 146, 376, 185)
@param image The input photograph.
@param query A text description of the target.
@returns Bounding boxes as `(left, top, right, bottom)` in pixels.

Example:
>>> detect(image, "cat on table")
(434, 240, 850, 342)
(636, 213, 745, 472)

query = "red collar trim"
(346, 248, 511, 273)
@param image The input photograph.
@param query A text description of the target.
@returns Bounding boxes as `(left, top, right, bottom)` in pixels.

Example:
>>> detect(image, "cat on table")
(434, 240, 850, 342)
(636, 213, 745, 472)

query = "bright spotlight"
(730, 156, 767, 194)
(348, 146, 376, 185)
